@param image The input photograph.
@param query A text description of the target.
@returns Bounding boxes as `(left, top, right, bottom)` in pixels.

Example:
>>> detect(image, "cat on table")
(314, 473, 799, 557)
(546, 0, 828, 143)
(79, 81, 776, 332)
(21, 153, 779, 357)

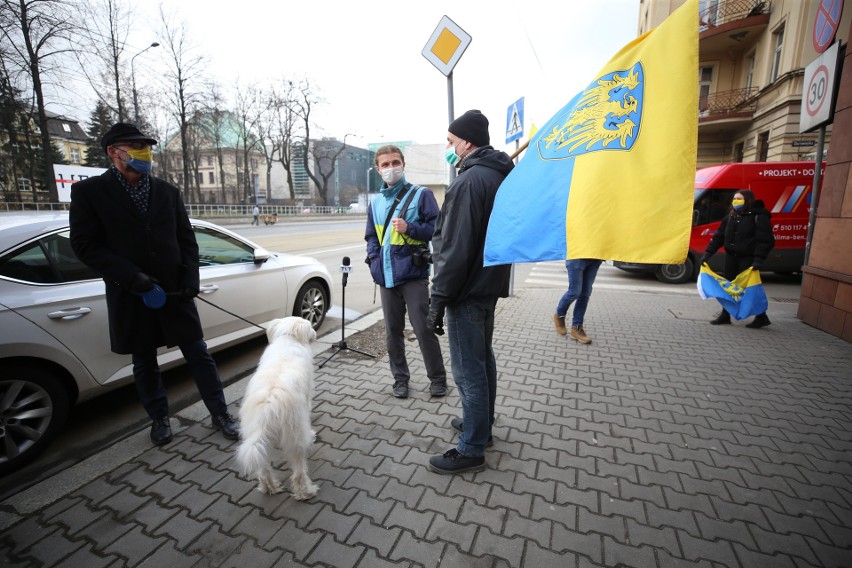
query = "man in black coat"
(70, 123, 239, 445)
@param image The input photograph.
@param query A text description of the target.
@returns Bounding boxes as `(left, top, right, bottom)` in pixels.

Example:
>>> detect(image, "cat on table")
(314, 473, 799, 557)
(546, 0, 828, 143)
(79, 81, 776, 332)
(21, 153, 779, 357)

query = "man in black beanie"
(427, 110, 514, 474)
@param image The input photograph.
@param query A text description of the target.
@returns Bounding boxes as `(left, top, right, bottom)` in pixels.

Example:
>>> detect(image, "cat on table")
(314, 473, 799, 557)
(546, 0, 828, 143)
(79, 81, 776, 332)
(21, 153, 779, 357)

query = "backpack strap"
(380, 183, 412, 245)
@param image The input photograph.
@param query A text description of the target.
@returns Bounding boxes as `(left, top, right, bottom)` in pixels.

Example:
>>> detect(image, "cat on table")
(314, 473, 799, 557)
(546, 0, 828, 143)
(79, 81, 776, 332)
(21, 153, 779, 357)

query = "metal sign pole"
(448, 72, 456, 182)
(803, 125, 826, 266)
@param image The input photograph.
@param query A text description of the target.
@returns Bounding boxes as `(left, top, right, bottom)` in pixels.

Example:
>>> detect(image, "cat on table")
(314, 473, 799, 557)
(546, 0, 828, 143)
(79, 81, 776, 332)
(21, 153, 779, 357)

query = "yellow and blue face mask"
(731, 197, 745, 210)
(123, 146, 154, 174)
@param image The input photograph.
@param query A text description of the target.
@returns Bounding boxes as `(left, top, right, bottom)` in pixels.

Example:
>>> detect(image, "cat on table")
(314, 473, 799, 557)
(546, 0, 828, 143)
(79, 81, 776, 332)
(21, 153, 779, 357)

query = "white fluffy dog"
(236, 316, 319, 499)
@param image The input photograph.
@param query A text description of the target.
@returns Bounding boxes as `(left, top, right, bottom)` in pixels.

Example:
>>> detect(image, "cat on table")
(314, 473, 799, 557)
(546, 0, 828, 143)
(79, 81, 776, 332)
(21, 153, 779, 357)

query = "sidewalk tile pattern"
(2, 289, 851, 567)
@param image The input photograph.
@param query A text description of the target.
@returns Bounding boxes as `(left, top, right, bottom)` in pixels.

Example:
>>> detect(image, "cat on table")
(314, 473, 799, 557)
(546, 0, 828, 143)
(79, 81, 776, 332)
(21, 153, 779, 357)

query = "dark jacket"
(705, 200, 775, 261)
(69, 169, 203, 354)
(365, 180, 440, 288)
(431, 146, 514, 309)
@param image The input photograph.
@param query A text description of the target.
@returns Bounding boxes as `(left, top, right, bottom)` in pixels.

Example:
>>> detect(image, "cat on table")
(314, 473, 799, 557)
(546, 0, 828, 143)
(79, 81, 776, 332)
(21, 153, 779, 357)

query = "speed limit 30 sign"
(799, 41, 841, 133)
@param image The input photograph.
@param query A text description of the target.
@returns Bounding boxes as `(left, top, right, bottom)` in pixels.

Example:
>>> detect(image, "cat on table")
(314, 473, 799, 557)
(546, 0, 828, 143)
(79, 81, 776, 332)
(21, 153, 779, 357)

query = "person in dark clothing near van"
(699, 189, 775, 328)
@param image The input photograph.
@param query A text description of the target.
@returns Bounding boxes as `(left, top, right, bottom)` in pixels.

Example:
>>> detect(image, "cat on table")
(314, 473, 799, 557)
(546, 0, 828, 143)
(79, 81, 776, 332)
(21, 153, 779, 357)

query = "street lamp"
(131, 42, 160, 127)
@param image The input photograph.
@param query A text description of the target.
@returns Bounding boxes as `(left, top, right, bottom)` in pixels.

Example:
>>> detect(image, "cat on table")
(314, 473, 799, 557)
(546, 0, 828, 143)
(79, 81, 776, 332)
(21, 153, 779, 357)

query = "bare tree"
(1, 0, 74, 201)
(269, 78, 300, 202)
(157, 6, 206, 203)
(294, 79, 349, 205)
(199, 81, 229, 203)
(233, 80, 262, 204)
(74, 0, 134, 122)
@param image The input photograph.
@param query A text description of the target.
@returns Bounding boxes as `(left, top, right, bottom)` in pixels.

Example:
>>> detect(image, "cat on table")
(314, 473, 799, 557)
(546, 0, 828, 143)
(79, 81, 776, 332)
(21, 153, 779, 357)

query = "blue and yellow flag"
(484, 0, 698, 266)
(697, 264, 768, 320)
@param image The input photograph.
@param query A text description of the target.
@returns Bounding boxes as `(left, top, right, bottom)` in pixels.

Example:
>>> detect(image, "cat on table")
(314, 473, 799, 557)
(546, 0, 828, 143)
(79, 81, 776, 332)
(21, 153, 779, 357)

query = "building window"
(208, 172, 215, 184)
(250, 159, 258, 170)
(734, 142, 744, 163)
(699, 66, 713, 112)
(770, 25, 784, 82)
(745, 52, 756, 92)
(70, 148, 80, 164)
(17, 178, 32, 193)
(62, 123, 71, 132)
(757, 131, 769, 161)
(197, 172, 204, 186)
(207, 156, 213, 166)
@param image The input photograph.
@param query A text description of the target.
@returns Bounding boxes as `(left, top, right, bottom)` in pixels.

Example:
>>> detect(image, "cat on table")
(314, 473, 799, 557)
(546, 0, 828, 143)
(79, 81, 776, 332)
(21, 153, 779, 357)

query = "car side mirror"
(254, 248, 270, 265)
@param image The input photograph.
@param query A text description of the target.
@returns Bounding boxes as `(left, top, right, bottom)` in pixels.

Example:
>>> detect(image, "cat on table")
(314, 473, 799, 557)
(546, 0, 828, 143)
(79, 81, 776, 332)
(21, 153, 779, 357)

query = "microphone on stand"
(340, 256, 352, 286)
(319, 255, 374, 367)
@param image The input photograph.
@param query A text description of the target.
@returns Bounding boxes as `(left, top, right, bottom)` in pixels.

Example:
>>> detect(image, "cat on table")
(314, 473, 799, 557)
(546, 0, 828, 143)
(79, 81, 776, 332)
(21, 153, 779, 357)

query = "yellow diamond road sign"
(422, 16, 472, 77)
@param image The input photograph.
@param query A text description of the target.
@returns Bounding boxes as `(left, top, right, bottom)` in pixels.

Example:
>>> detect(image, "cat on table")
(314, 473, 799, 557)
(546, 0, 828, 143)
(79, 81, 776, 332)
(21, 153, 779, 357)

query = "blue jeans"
(556, 259, 603, 327)
(445, 299, 498, 457)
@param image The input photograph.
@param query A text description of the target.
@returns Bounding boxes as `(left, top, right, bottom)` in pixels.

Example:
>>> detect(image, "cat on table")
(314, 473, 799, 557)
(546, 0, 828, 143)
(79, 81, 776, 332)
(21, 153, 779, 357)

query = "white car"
(0, 212, 332, 475)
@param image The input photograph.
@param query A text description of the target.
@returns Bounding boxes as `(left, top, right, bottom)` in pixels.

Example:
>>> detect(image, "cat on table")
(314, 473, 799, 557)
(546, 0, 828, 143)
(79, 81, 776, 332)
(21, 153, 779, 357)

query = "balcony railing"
(700, 0, 768, 32)
(699, 87, 760, 117)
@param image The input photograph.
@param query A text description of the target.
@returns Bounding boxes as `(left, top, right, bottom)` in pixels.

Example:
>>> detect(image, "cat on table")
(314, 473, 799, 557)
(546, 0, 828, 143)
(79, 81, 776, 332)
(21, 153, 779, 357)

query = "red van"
(615, 161, 823, 283)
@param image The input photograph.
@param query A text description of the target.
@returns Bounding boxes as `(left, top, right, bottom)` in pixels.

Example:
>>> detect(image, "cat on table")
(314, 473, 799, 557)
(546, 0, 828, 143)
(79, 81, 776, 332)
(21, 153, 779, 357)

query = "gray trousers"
(379, 279, 447, 385)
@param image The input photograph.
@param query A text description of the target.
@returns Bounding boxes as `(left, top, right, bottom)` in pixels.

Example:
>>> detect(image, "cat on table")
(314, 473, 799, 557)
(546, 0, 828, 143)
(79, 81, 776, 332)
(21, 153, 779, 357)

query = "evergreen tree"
(84, 100, 115, 168)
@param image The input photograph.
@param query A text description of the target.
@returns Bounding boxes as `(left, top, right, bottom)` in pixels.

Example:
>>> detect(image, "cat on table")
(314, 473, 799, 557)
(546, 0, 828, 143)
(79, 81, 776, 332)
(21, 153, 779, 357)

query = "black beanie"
(448, 110, 489, 147)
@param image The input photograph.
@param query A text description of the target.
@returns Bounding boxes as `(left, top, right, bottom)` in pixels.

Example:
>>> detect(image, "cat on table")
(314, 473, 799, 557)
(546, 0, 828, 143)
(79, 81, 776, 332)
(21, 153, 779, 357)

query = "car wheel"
(655, 258, 694, 284)
(0, 366, 72, 475)
(294, 280, 328, 330)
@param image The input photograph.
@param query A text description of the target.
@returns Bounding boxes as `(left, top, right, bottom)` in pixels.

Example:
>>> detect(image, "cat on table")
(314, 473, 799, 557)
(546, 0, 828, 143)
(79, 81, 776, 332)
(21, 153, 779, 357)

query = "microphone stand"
(318, 260, 375, 368)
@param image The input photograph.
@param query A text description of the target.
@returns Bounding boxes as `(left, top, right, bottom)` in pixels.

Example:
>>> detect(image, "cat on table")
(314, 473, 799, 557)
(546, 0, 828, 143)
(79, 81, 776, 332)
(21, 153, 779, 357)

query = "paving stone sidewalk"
(1, 287, 851, 567)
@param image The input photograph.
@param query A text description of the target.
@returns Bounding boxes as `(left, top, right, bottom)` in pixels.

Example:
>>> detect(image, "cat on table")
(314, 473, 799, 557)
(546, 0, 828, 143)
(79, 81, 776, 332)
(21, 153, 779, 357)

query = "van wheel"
(0, 366, 72, 475)
(655, 258, 694, 284)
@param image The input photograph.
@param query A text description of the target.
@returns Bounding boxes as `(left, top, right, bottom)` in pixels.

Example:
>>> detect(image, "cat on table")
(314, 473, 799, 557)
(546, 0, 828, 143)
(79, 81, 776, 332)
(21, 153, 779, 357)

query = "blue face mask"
(444, 143, 461, 166)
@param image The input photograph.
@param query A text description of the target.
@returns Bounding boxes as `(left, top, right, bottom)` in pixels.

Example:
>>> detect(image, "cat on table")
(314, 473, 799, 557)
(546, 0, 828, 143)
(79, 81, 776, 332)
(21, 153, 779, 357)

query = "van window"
(694, 189, 737, 226)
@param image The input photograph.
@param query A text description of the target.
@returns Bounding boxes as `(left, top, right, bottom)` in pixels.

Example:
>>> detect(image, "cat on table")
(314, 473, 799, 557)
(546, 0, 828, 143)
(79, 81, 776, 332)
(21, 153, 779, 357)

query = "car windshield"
(693, 189, 737, 226)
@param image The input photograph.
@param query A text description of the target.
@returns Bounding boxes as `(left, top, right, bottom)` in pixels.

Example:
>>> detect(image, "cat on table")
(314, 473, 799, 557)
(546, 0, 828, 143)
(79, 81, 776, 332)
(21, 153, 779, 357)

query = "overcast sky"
(59, 0, 641, 151)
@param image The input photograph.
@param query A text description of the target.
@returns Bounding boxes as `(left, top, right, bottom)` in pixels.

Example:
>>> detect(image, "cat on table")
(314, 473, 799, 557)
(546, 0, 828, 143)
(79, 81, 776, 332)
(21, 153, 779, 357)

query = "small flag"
(697, 264, 768, 320)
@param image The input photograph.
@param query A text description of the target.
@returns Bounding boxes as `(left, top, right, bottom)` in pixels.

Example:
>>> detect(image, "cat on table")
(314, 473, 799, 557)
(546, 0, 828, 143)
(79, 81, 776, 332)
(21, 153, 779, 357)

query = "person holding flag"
(699, 190, 775, 328)
(427, 110, 514, 475)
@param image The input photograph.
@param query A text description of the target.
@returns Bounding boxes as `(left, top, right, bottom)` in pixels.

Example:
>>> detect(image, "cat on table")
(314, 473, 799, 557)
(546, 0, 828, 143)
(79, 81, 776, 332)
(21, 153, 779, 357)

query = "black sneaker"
(212, 412, 240, 440)
(450, 417, 493, 447)
(150, 417, 172, 446)
(430, 382, 447, 397)
(428, 448, 485, 474)
(746, 314, 771, 328)
(392, 381, 409, 398)
(710, 311, 731, 325)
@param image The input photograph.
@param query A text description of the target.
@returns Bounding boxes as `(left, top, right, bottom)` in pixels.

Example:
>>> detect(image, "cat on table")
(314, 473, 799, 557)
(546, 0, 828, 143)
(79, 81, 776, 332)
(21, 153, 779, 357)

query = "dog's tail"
(235, 398, 280, 478)
(235, 432, 268, 479)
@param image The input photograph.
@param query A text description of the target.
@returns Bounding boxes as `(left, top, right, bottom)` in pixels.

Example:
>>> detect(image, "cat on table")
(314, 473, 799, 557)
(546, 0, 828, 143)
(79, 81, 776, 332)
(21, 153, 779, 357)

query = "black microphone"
(341, 256, 352, 285)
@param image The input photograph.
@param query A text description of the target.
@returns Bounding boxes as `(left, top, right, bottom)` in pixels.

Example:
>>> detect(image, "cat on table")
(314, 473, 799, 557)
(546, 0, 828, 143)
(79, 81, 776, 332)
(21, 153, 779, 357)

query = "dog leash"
(134, 284, 268, 332)
(196, 295, 268, 332)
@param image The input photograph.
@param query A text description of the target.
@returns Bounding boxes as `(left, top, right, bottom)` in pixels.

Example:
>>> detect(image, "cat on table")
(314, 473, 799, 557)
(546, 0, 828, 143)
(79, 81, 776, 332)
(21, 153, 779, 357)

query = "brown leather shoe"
(552, 314, 567, 335)
(571, 324, 592, 344)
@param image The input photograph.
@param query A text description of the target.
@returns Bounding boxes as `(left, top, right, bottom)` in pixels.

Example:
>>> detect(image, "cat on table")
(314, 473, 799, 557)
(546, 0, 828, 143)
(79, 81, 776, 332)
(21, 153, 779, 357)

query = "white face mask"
(380, 166, 404, 185)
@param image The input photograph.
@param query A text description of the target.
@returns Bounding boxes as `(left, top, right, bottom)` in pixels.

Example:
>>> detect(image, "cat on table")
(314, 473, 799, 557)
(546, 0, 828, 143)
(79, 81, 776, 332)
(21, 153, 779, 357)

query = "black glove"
(364, 255, 371, 265)
(752, 258, 763, 270)
(427, 306, 445, 336)
(180, 287, 200, 300)
(698, 253, 710, 266)
(131, 272, 155, 293)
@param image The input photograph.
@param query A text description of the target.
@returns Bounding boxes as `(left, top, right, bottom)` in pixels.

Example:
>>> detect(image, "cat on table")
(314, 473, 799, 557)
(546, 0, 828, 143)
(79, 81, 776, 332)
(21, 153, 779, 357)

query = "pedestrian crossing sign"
(422, 16, 472, 77)
(506, 97, 524, 144)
